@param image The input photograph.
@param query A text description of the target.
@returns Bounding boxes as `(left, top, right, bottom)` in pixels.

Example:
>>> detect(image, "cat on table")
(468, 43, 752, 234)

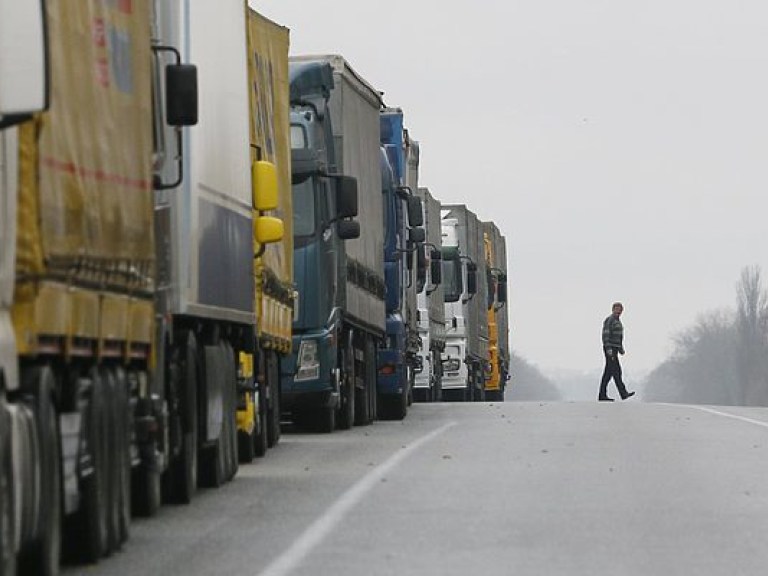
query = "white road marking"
(680, 404, 768, 429)
(257, 421, 456, 576)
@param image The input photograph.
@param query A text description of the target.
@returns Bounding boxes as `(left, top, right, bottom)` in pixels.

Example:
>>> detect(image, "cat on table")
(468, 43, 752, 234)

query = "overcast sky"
(255, 0, 768, 375)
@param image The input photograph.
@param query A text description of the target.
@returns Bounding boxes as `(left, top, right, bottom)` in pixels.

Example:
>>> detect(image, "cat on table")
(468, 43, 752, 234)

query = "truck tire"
(253, 381, 267, 457)
(337, 344, 354, 431)
(113, 368, 131, 545)
(222, 342, 239, 481)
(266, 352, 281, 448)
(355, 337, 376, 426)
(101, 368, 121, 554)
(199, 441, 223, 489)
(314, 406, 336, 434)
(0, 402, 16, 576)
(378, 392, 407, 421)
(127, 370, 162, 518)
(238, 424, 255, 463)
(198, 343, 224, 489)
(167, 334, 198, 504)
(70, 370, 107, 563)
(18, 366, 62, 576)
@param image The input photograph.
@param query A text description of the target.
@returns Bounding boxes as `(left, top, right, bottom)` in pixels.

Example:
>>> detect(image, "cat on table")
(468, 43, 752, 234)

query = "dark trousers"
(599, 349, 628, 399)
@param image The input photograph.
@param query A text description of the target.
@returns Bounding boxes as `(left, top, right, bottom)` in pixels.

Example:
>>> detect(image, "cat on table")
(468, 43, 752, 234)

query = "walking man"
(598, 302, 635, 401)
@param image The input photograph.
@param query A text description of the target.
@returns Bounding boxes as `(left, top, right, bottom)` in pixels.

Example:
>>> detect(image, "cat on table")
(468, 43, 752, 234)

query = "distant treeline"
(506, 351, 563, 401)
(644, 266, 768, 406)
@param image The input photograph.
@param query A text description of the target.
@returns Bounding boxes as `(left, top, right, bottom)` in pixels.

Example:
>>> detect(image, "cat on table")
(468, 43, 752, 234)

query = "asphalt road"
(65, 401, 768, 575)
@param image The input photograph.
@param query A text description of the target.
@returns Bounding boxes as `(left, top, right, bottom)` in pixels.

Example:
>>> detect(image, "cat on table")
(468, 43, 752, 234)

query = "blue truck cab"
(378, 109, 425, 419)
(282, 61, 361, 432)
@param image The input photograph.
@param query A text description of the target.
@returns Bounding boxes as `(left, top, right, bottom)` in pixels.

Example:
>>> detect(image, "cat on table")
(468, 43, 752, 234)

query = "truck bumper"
(377, 348, 406, 395)
(281, 330, 338, 411)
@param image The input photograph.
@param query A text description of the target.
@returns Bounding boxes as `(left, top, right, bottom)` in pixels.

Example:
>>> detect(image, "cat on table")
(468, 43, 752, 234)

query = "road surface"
(65, 401, 768, 575)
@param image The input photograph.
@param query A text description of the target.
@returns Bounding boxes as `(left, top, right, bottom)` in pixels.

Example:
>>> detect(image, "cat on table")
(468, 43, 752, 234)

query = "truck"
(0, 0, 198, 571)
(1, 1, 285, 572)
(413, 187, 446, 402)
(284, 55, 384, 432)
(441, 205, 489, 401)
(234, 8, 293, 462)
(482, 222, 510, 401)
(378, 109, 425, 419)
(154, 0, 284, 499)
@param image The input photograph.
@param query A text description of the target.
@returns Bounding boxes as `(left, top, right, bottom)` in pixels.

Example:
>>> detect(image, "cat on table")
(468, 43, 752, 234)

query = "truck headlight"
(295, 340, 320, 381)
(442, 358, 460, 372)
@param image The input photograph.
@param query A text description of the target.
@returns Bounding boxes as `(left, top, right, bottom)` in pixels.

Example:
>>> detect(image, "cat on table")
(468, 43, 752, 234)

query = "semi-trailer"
(482, 222, 509, 401)
(378, 109, 424, 419)
(414, 187, 445, 402)
(283, 55, 384, 432)
(0, 1, 285, 572)
(235, 8, 293, 462)
(441, 205, 489, 401)
(0, 1, 198, 571)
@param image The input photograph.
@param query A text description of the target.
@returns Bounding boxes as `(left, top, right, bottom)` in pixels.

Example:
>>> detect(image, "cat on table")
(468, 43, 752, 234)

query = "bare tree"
(735, 266, 768, 404)
(644, 266, 768, 406)
(506, 351, 562, 402)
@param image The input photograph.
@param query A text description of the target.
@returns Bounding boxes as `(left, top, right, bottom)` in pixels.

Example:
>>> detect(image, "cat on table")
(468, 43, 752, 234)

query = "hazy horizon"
(255, 0, 768, 374)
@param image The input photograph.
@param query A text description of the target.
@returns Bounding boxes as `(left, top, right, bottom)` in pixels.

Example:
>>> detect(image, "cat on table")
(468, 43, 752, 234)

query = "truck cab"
(283, 61, 360, 431)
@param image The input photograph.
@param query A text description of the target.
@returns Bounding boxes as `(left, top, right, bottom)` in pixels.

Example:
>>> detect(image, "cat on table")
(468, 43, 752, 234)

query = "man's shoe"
(621, 391, 636, 400)
(598, 396, 615, 402)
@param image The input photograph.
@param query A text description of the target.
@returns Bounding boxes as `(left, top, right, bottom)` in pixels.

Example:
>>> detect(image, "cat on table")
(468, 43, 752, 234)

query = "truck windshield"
(442, 251, 463, 303)
(292, 177, 316, 237)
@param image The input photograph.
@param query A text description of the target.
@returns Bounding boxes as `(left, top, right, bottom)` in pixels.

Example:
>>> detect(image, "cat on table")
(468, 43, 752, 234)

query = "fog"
(256, 0, 768, 375)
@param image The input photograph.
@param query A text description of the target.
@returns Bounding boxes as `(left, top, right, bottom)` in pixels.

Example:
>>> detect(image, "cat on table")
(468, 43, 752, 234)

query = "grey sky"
(255, 0, 768, 374)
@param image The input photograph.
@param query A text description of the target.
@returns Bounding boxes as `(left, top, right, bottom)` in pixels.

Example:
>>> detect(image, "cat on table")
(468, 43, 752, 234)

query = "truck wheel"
(113, 368, 131, 545)
(356, 337, 376, 426)
(238, 422, 255, 463)
(266, 353, 281, 448)
(199, 440, 223, 488)
(315, 406, 336, 434)
(337, 344, 354, 431)
(0, 401, 15, 576)
(168, 334, 198, 503)
(71, 371, 107, 563)
(198, 342, 224, 488)
(18, 366, 62, 576)
(130, 372, 161, 518)
(369, 341, 378, 423)
(253, 382, 268, 457)
(101, 368, 121, 554)
(132, 463, 161, 518)
(222, 342, 239, 480)
(379, 392, 407, 421)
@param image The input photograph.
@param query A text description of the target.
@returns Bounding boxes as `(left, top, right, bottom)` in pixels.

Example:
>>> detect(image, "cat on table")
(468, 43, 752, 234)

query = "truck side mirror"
(255, 216, 284, 244)
(253, 160, 278, 211)
(430, 258, 442, 286)
(336, 176, 358, 218)
(498, 273, 508, 304)
(337, 219, 360, 240)
(0, 0, 49, 127)
(408, 227, 426, 244)
(166, 64, 198, 126)
(416, 248, 427, 292)
(466, 263, 478, 297)
(407, 196, 424, 227)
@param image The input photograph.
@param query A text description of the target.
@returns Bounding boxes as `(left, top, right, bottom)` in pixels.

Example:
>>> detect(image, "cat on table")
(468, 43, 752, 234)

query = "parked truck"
(1, 1, 285, 572)
(234, 8, 293, 462)
(0, 0, 198, 571)
(482, 222, 509, 401)
(414, 187, 445, 402)
(441, 205, 489, 401)
(378, 109, 424, 419)
(283, 55, 383, 432)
